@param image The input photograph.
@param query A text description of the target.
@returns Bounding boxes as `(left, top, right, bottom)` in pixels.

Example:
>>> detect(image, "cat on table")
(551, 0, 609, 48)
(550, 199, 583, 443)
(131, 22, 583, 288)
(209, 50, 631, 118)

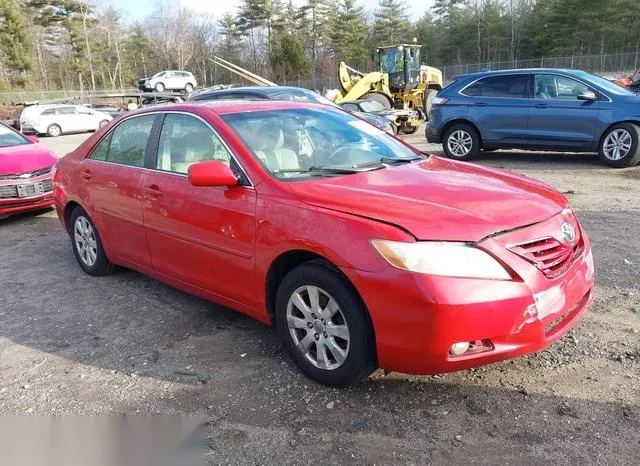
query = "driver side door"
(142, 112, 258, 306)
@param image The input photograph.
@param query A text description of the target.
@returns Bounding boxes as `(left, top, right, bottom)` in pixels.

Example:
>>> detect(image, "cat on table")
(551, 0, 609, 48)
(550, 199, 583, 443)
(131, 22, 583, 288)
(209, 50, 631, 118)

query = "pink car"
(0, 122, 58, 219)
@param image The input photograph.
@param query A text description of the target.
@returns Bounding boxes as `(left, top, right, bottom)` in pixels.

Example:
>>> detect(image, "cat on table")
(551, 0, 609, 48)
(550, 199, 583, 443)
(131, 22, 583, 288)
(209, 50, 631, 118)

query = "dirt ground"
(1, 131, 639, 464)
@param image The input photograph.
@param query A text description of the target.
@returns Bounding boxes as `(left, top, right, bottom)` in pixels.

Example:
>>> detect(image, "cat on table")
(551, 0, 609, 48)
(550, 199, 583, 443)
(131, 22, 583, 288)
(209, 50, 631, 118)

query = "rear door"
(56, 106, 84, 133)
(141, 112, 257, 305)
(461, 74, 531, 148)
(528, 74, 599, 150)
(78, 114, 158, 267)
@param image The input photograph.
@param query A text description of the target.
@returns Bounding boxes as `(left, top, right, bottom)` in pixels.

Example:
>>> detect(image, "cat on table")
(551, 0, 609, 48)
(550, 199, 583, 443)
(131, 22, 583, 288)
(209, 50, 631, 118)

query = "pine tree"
(329, 0, 368, 67)
(296, 0, 331, 86)
(0, 0, 33, 86)
(373, 0, 414, 45)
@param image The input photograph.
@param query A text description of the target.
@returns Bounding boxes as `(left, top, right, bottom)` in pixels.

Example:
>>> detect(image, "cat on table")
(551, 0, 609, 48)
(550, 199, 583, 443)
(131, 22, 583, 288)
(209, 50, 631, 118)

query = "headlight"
(371, 240, 512, 280)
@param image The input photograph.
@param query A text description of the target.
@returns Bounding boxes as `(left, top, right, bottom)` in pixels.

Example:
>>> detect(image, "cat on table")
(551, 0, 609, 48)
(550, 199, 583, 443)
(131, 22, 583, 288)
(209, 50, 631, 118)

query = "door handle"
(144, 185, 163, 197)
(475, 102, 488, 107)
(535, 103, 548, 109)
(80, 170, 92, 180)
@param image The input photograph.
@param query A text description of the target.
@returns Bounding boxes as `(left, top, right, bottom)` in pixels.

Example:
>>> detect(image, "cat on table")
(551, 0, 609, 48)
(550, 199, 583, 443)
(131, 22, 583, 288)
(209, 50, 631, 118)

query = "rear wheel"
(69, 207, 114, 276)
(442, 123, 481, 161)
(47, 124, 61, 137)
(424, 89, 438, 118)
(275, 263, 376, 387)
(598, 123, 640, 168)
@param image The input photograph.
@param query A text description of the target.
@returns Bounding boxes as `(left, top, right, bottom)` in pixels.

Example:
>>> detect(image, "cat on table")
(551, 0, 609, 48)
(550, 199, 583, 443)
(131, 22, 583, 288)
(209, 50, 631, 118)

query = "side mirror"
(25, 135, 39, 143)
(188, 160, 238, 187)
(577, 90, 597, 101)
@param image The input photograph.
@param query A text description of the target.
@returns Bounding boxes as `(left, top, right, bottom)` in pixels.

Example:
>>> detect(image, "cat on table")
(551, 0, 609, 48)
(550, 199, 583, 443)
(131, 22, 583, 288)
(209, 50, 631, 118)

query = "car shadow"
(473, 151, 608, 171)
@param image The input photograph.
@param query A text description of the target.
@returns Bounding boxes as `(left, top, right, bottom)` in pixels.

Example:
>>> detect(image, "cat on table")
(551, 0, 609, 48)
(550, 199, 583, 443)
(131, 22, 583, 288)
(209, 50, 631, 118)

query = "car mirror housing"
(188, 160, 238, 187)
(577, 90, 597, 101)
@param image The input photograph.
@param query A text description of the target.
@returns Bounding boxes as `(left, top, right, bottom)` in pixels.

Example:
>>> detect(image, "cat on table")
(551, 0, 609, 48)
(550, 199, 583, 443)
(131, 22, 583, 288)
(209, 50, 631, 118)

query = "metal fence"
(0, 88, 140, 105)
(441, 51, 640, 82)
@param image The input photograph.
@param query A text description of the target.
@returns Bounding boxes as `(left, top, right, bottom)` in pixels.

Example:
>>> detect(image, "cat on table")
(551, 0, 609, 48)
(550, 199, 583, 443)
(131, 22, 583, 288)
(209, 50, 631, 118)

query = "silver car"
(138, 70, 197, 93)
(19, 104, 112, 137)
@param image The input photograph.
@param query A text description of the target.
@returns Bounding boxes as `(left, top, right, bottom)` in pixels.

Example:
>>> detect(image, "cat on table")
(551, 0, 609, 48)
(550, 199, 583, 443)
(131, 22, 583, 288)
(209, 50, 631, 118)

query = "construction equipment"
(330, 44, 444, 133)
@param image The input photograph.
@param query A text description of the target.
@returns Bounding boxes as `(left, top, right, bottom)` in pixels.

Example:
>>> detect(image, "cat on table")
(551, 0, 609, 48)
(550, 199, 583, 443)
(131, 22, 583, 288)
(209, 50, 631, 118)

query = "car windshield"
(0, 124, 28, 148)
(221, 107, 420, 180)
(359, 100, 386, 113)
(152, 71, 165, 78)
(579, 71, 636, 96)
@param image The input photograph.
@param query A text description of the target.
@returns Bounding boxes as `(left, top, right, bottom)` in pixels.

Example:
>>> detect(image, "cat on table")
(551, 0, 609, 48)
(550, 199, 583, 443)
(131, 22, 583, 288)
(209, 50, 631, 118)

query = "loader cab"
(378, 45, 422, 91)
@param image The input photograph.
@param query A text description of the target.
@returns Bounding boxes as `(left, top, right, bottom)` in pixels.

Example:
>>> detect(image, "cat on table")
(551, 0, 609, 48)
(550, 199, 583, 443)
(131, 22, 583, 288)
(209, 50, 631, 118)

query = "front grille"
(0, 185, 18, 199)
(509, 227, 583, 279)
(0, 166, 52, 180)
(0, 179, 53, 200)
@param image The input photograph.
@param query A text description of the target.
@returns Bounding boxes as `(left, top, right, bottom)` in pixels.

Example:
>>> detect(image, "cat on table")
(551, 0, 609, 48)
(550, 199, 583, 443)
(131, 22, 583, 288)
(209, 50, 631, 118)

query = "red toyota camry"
(0, 122, 58, 219)
(53, 101, 595, 387)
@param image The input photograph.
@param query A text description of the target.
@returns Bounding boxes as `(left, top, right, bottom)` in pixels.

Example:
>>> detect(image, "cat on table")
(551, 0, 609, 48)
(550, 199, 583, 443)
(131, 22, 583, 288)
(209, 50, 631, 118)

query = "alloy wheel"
(602, 129, 632, 161)
(74, 216, 98, 267)
(286, 285, 350, 371)
(447, 130, 473, 157)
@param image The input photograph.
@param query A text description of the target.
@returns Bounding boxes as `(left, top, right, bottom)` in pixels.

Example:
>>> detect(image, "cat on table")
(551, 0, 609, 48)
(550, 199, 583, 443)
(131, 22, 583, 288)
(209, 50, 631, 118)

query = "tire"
(185, 83, 194, 93)
(598, 123, 640, 168)
(98, 119, 109, 129)
(365, 92, 393, 110)
(275, 263, 376, 388)
(424, 89, 438, 118)
(403, 125, 419, 135)
(155, 82, 165, 93)
(69, 207, 115, 276)
(442, 123, 481, 161)
(47, 124, 62, 137)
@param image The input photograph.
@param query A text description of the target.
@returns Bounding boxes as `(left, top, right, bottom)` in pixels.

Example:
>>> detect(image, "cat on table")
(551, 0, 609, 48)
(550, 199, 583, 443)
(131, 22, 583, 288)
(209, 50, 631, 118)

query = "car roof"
(191, 86, 317, 99)
(131, 99, 329, 116)
(451, 68, 581, 81)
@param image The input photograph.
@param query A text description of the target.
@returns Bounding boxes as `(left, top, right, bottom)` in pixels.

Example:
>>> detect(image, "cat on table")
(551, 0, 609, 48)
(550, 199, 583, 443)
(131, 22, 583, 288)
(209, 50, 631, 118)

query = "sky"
(108, 0, 435, 23)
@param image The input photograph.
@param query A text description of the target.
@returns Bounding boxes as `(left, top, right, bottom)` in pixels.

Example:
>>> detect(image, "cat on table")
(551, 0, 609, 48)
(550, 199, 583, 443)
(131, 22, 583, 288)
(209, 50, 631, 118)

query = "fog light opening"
(449, 339, 493, 358)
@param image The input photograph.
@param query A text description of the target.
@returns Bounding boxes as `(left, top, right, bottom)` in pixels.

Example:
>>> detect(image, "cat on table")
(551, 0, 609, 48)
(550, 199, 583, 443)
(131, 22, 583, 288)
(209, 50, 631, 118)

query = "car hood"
(289, 156, 568, 242)
(0, 143, 58, 175)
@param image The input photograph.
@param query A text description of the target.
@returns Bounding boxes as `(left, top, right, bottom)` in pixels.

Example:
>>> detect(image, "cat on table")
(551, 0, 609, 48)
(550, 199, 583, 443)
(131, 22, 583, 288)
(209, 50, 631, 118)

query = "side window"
(41, 109, 56, 116)
(535, 75, 590, 100)
(57, 107, 77, 115)
(462, 75, 529, 98)
(88, 134, 112, 161)
(107, 115, 156, 167)
(156, 113, 233, 174)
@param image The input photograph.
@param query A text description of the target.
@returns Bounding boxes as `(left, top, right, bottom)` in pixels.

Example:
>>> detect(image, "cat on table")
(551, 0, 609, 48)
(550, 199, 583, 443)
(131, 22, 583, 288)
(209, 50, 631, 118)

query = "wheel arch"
(63, 200, 82, 233)
(264, 250, 377, 348)
(439, 119, 483, 144)
(597, 120, 640, 149)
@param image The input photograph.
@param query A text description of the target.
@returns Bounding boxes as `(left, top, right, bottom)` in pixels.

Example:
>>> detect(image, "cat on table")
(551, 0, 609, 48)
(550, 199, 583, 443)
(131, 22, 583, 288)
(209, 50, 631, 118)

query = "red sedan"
(53, 101, 595, 387)
(0, 122, 58, 219)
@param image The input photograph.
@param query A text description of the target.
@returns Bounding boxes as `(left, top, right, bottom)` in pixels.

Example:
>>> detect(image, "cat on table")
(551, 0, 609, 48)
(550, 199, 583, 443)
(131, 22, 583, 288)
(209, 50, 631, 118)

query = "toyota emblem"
(561, 222, 575, 243)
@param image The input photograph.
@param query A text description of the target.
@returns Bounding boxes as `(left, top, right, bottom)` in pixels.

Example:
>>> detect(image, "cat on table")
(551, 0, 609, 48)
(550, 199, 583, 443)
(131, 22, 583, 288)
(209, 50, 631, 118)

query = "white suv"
(20, 104, 113, 137)
(138, 70, 197, 93)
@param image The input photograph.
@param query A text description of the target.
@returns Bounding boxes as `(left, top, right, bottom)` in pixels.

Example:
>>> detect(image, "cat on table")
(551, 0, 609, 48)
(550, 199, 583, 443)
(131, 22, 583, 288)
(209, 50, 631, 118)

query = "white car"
(20, 104, 113, 137)
(138, 70, 197, 93)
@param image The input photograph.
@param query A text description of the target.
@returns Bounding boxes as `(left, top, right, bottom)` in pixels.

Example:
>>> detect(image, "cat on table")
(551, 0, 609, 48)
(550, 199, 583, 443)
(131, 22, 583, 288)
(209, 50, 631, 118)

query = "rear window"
(462, 75, 529, 98)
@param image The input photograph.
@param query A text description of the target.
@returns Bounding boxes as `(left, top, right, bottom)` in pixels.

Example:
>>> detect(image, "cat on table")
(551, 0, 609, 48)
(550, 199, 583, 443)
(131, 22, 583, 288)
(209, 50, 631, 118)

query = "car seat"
(536, 81, 550, 99)
(254, 125, 300, 172)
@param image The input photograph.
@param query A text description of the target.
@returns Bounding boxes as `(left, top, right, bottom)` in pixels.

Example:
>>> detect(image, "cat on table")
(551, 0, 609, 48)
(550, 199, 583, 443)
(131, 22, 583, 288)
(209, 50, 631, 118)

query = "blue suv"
(426, 69, 640, 167)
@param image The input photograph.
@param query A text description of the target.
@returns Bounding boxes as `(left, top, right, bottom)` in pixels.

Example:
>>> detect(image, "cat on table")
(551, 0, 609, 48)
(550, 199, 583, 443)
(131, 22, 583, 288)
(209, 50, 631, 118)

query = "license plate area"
(16, 182, 44, 198)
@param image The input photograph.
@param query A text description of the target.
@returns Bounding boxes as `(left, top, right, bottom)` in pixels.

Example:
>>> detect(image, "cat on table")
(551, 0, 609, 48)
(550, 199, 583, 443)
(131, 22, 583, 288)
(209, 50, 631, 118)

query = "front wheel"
(69, 207, 114, 276)
(47, 124, 61, 137)
(185, 83, 194, 93)
(442, 123, 481, 160)
(155, 82, 165, 92)
(275, 263, 376, 387)
(598, 123, 640, 168)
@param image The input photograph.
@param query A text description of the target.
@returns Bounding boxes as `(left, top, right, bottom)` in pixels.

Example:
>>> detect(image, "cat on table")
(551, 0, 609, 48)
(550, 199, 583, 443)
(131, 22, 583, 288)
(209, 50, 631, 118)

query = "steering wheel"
(325, 143, 367, 166)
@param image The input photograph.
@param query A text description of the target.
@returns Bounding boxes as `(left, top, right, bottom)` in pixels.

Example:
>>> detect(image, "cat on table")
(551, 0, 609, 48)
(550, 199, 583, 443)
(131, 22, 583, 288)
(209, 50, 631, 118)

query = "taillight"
(432, 96, 449, 106)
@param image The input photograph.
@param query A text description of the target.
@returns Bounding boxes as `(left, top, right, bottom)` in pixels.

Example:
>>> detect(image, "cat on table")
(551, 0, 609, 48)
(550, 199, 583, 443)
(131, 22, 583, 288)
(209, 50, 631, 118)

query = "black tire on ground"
(275, 262, 376, 388)
(185, 83, 194, 93)
(155, 82, 165, 92)
(365, 92, 393, 110)
(442, 123, 481, 161)
(47, 124, 62, 137)
(598, 123, 640, 168)
(424, 89, 438, 118)
(69, 206, 115, 276)
(403, 125, 419, 135)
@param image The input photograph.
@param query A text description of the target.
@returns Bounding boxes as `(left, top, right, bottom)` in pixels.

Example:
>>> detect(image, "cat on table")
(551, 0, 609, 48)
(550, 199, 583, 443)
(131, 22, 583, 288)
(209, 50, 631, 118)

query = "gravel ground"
(0, 131, 639, 464)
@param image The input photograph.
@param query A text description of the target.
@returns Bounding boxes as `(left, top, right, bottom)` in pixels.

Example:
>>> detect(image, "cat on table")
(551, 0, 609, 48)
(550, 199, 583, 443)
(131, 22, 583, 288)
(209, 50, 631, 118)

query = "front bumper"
(0, 175, 55, 218)
(342, 215, 595, 375)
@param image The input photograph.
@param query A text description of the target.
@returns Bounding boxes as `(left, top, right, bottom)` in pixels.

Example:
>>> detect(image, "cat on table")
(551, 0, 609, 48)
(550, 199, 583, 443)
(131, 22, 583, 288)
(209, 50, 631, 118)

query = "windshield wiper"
(378, 153, 429, 164)
(275, 163, 385, 175)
